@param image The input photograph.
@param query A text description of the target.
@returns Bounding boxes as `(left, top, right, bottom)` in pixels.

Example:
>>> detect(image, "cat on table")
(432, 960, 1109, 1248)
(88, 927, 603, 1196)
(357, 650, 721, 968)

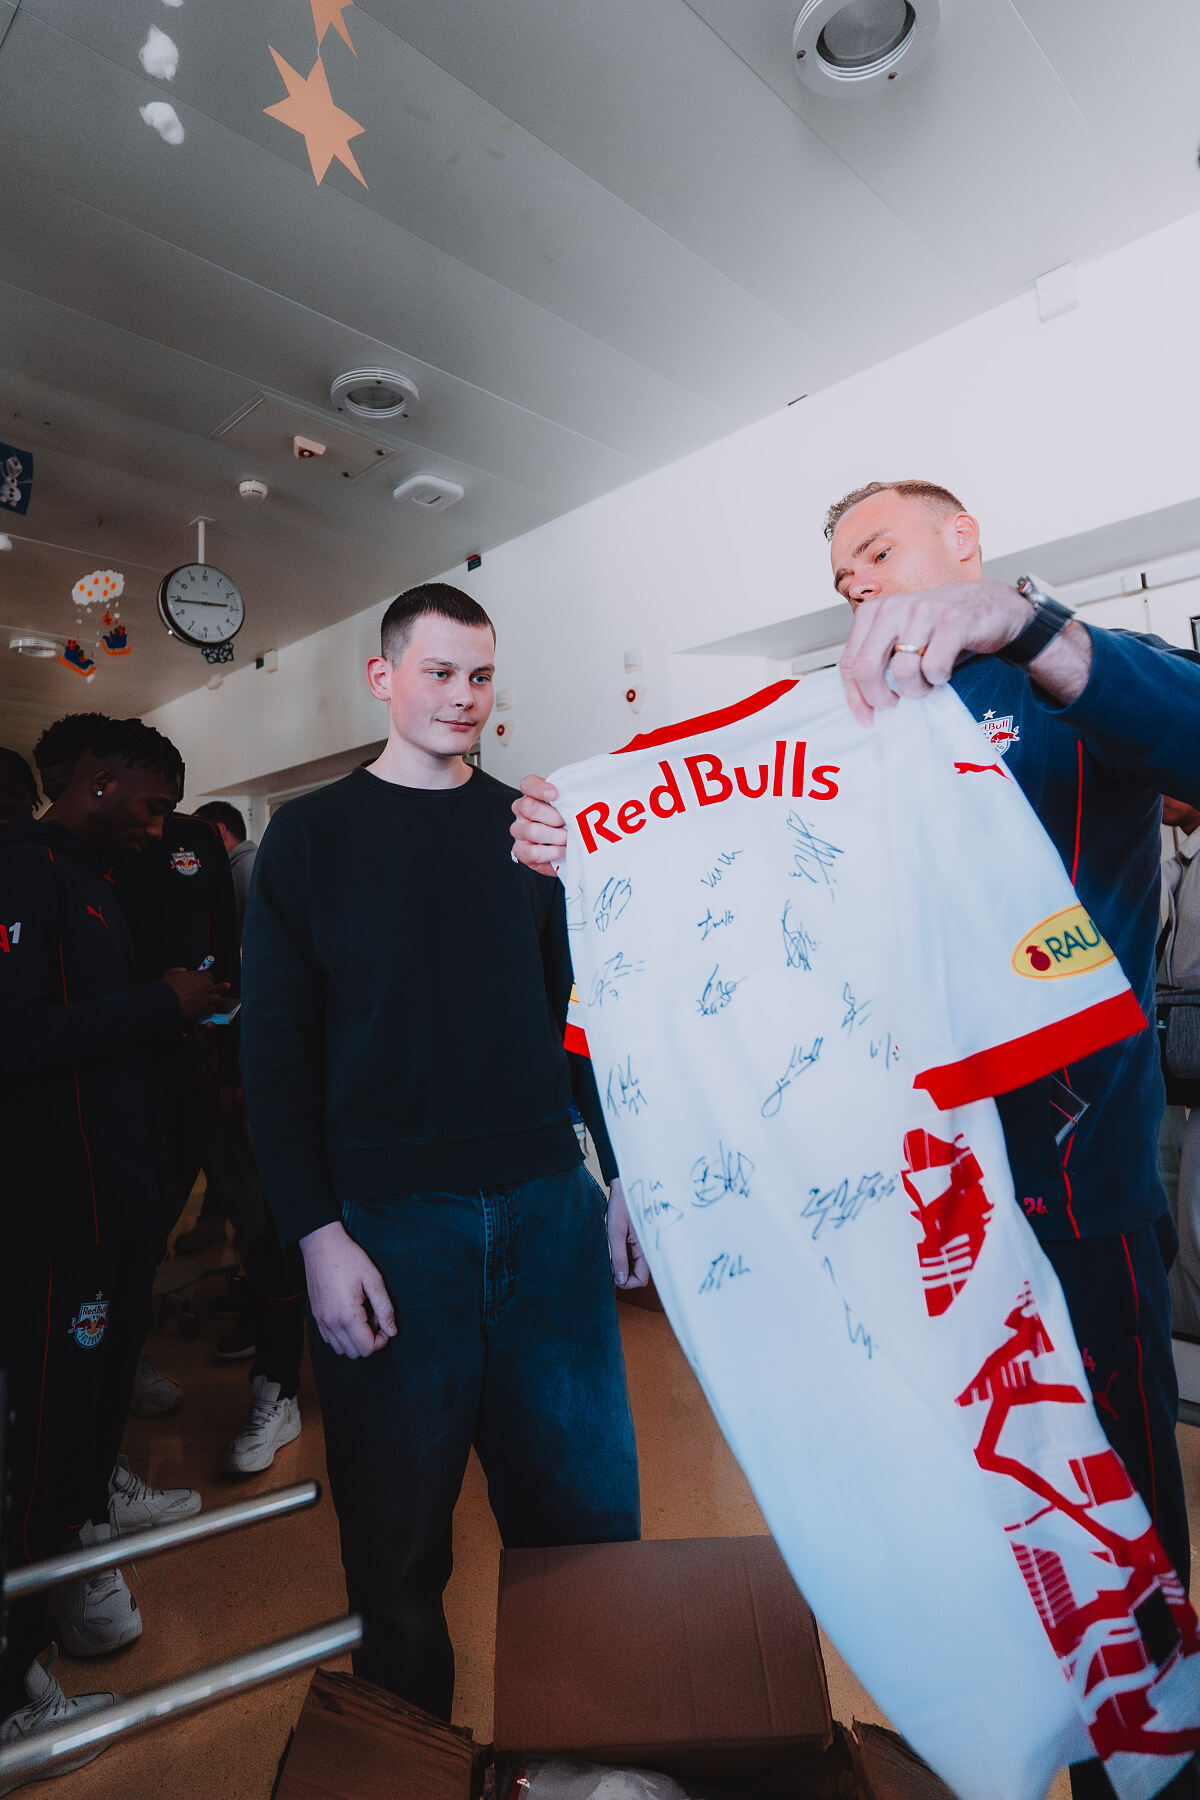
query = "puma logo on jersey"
(577, 741, 840, 856)
(1012, 904, 1115, 979)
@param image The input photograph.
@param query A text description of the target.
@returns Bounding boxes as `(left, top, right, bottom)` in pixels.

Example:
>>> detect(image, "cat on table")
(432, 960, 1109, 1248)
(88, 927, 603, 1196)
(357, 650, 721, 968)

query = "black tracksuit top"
(0, 819, 180, 1251)
(241, 765, 617, 1247)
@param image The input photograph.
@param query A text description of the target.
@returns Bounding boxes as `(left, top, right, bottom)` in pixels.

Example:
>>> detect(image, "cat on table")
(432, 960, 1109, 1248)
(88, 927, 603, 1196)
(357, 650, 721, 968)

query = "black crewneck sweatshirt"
(241, 765, 616, 1246)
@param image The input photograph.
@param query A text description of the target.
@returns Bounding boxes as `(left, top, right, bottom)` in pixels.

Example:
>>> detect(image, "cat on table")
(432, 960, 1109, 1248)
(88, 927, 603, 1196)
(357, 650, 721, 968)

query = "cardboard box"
(271, 1668, 485, 1800)
(848, 1721, 957, 1800)
(494, 1536, 833, 1784)
(273, 1542, 955, 1800)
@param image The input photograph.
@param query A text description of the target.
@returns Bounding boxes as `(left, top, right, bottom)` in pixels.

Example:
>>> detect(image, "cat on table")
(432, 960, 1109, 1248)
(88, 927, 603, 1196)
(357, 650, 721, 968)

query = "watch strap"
(998, 578, 1074, 668)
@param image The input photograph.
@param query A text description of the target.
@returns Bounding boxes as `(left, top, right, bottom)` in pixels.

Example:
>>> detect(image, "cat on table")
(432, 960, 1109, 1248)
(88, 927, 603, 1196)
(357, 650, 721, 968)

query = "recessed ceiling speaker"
(9, 634, 58, 658)
(792, 0, 939, 94)
(330, 367, 419, 421)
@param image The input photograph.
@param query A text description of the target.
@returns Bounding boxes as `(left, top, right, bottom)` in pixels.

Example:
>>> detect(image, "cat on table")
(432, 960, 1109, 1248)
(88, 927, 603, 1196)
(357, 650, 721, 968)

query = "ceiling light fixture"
(330, 367, 419, 421)
(9, 634, 59, 658)
(792, 0, 939, 94)
(0, 535, 12, 551)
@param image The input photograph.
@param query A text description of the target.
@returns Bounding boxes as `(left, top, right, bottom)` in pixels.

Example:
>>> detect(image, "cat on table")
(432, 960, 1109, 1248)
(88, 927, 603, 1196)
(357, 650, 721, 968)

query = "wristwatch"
(998, 575, 1074, 668)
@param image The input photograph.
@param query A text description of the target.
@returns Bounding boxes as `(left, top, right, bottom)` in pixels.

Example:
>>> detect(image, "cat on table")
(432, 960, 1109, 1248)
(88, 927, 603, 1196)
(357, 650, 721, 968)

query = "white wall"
(151, 208, 1200, 794)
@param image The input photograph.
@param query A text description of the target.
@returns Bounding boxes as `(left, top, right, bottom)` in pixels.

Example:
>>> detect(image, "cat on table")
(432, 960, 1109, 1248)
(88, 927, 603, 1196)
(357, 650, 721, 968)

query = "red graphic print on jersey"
(901, 1129, 993, 1317)
(957, 1286, 1200, 1765)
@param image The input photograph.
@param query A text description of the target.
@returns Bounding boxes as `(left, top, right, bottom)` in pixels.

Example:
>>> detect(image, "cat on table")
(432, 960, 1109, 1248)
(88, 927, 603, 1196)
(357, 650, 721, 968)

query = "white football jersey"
(554, 672, 1200, 1800)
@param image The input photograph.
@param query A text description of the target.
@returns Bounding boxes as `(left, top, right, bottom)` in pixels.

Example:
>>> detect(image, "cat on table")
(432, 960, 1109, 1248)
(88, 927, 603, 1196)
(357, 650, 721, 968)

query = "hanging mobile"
(157, 517, 245, 651)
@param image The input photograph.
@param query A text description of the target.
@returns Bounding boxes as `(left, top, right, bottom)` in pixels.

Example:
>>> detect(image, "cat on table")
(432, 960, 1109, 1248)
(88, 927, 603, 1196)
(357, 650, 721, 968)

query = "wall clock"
(157, 563, 245, 649)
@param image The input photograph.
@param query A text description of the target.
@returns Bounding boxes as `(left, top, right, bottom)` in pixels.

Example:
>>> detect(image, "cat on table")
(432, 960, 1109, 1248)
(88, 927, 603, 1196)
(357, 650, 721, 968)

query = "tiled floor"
(34, 1208, 1200, 1800)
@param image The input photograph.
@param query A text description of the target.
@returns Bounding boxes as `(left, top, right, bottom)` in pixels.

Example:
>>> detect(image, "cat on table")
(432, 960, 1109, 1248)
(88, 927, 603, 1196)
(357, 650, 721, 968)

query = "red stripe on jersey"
(564, 1020, 591, 1058)
(914, 990, 1147, 1110)
(614, 680, 798, 755)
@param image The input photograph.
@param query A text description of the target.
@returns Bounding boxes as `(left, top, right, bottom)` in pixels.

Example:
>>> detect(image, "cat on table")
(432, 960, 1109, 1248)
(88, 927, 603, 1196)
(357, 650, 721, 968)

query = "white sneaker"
(0, 1643, 119, 1796)
(129, 1352, 182, 1419)
(107, 1456, 201, 1536)
(223, 1377, 301, 1475)
(47, 1523, 141, 1658)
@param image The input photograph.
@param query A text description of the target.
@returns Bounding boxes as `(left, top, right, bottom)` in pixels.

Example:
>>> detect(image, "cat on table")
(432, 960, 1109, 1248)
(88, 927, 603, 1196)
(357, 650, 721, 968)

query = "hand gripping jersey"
(553, 673, 1200, 1800)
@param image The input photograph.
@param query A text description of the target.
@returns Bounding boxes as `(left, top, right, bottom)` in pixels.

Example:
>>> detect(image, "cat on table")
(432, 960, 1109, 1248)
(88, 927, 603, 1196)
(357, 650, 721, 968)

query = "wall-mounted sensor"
(392, 474, 465, 510)
(293, 435, 326, 460)
(493, 718, 515, 747)
(624, 684, 645, 714)
(238, 479, 269, 502)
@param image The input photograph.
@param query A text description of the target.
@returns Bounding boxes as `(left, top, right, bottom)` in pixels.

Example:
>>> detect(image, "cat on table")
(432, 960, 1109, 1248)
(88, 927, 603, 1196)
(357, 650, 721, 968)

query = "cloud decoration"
(140, 26, 179, 79)
(141, 101, 185, 144)
(73, 569, 125, 608)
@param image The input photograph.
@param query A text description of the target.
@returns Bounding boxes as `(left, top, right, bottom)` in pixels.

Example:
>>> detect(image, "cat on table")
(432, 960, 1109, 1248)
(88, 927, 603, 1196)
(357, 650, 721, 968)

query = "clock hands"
(174, 598, 240, 608)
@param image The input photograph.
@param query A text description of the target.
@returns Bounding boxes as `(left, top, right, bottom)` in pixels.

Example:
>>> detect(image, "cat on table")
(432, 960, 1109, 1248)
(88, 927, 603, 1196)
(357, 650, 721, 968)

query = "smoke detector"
(238, 478, 269, 502)
(793, 0, 940, 94)
(331, 367, 419, 422)
(392, 473, 464, 510)
(9, 634, 58, 658)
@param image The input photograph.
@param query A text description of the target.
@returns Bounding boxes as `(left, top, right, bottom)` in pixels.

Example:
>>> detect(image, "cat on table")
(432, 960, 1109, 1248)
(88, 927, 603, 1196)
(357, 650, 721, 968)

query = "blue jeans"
(309, 1164, 640, 1716)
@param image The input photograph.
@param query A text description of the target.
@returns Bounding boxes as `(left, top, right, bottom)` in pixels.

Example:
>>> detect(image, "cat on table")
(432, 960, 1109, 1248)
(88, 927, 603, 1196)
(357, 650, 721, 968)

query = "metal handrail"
(0, 1614, 362, 1780)
(3, 1481, 320, 1599)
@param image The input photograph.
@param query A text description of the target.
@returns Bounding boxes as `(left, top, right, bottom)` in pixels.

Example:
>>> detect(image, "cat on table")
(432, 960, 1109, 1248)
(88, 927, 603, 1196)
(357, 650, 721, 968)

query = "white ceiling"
(2, 0, 1199, 756)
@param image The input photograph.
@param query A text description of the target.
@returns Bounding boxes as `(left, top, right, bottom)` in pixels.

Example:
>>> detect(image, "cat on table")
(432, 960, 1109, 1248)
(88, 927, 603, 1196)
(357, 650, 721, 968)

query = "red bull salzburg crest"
(979, 710, 1020, 755)
(68, 1293, 109, 1348)
(169, 848, 201, 877)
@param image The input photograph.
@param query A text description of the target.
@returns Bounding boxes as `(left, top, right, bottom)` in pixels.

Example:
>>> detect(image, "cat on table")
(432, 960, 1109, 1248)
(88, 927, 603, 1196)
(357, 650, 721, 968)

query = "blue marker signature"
(594, 877, 633, 934)
(786, 813, 843, 895)
(869, 1032, 903, 1070)
(697, 906, 735, 941)
(588, 951, 645, 1008)
(627, 1178, 682, 1248)
(822, 1256, 873, 1358)
(761, 1038, 823, 1118)
(801, 1171, 896, 1241)
(691, 1142, 755, 1208)
(700, 849, 743, 891)
(699, 1251, 751, 1296)
(697, 964, 749, 1018)
(781, 902, 818, 971)
(840, 981, 873, 1036)
(565, 885, 588, 933)
(605, 1055, 649, 1117)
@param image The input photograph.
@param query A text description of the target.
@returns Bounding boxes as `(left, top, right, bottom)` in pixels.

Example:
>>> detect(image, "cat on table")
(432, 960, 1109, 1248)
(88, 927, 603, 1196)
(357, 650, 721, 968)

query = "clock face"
(157, 564, 245, 648)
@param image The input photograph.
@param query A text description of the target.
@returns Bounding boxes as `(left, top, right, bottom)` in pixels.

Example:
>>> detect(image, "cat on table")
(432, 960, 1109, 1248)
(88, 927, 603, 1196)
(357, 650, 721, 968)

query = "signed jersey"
(552, 673, 1199, 1800)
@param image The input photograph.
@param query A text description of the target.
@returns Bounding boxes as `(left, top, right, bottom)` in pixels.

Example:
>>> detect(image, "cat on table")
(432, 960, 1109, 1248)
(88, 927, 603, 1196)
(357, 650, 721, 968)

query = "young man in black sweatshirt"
(241, 583, 639, 1718)
(0, 720, 220, 1776)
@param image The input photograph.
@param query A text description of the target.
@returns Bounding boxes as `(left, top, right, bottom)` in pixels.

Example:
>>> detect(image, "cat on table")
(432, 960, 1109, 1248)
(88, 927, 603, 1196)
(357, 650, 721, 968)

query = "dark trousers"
(245, 1211, 305, 1400)
(1046, 1215, 1198, 1800)
(0, 1235, 156, 1714)
(309, 1165, 641, 1718)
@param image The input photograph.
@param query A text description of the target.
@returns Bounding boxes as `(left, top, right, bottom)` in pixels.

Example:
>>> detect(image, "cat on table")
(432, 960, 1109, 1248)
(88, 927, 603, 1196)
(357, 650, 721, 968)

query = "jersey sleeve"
(882, 688, 1146, 1110)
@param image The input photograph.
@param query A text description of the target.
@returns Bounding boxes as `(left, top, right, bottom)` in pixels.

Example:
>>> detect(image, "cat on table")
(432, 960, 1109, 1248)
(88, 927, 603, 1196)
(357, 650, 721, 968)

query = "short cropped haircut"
(823, 480, 969, 542)
(195, 801, 246, 841)
(380, 583, 495, 665)
(34, 711, 114, 773)
(0, 747, 39, 810)
(84, 717, 185, 796)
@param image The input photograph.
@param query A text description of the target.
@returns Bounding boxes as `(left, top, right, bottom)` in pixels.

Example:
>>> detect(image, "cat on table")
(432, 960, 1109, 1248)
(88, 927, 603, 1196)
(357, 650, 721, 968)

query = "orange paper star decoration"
(264, 47, 367, 187)
(311, 0, 356, 54)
